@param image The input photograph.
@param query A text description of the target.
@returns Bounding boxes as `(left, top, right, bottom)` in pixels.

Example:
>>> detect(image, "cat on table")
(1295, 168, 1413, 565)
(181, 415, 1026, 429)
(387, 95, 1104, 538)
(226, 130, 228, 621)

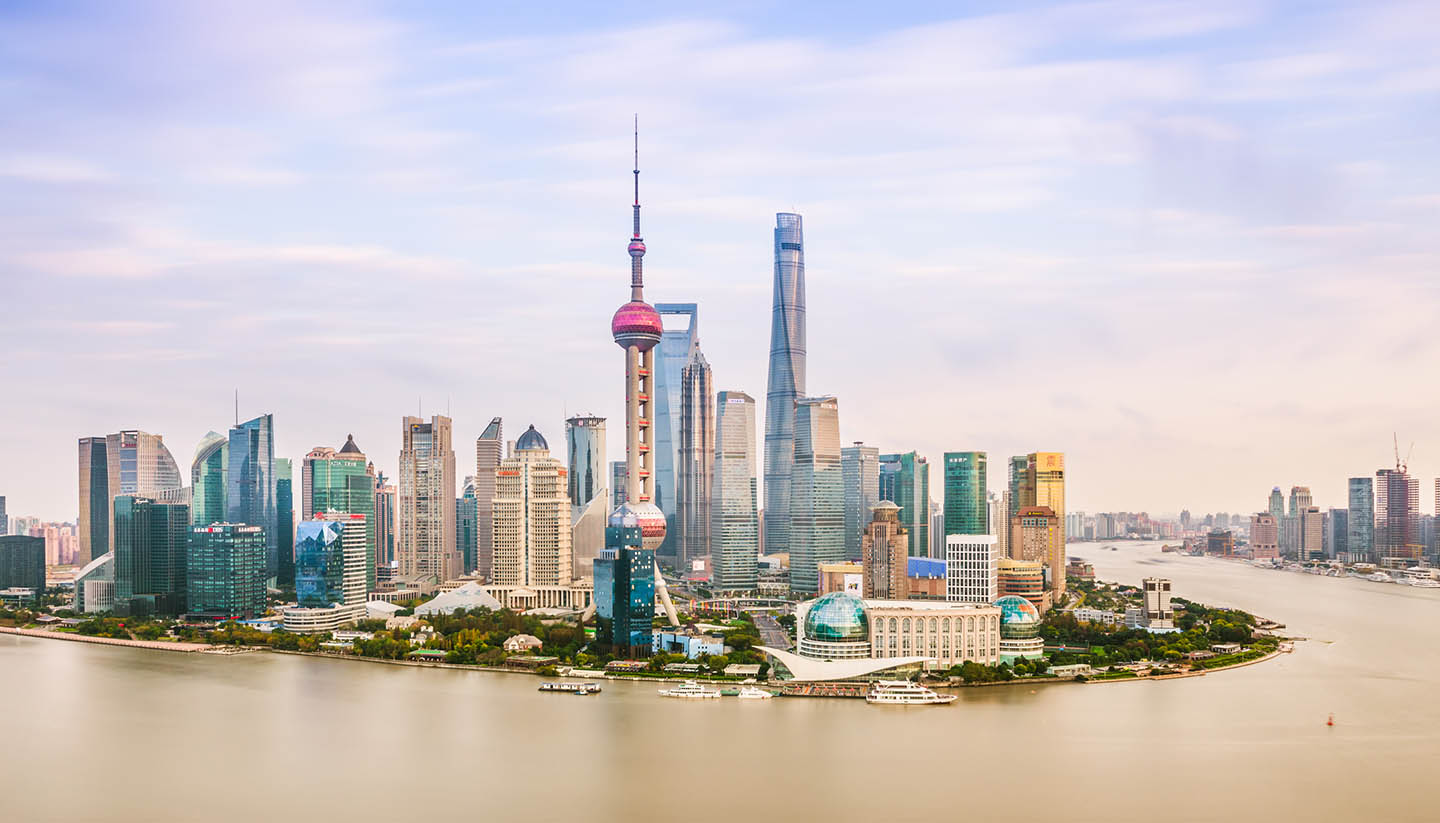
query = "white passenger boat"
(865, 680, 957, 705)
(538, 682, 601, 695)
(658, 680, 722, 699)
(1365, 572, 1395, 583)
(737, 686, 776, 700)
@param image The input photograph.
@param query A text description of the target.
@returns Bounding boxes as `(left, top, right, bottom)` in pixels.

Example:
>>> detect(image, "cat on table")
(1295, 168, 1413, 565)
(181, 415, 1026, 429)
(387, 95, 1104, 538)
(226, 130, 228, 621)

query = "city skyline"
(5, 2, 1440, 522)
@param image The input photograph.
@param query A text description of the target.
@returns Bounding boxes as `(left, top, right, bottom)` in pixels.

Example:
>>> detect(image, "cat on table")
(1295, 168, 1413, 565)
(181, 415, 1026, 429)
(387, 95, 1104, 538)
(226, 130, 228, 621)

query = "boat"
(1365, 572, 1395, 583)
(1411, 579, 1440, 589)
(538, 682, 601, 695)
(657, 680, 722, 699)
(865, 680, 957, 705)
(737, 685, 776, 700)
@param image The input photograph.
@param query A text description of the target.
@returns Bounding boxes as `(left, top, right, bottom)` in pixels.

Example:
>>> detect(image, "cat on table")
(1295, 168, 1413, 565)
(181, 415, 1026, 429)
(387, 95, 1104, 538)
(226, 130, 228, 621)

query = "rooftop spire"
(627, 115, 647, 300)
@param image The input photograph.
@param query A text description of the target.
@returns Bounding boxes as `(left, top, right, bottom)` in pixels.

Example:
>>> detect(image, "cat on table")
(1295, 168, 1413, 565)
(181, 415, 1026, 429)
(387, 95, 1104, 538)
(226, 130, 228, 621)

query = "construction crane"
(1393, 432, 1414, 473)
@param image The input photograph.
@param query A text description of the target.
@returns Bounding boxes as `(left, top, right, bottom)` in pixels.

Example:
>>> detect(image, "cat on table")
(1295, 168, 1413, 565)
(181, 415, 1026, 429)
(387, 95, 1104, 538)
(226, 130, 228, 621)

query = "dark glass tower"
(276, 458, 294, 586)
(763, 213, 806, 558)
(113, 495, 190, 616)
(594, 518, 655, 658)
(227, 414, 277, 581)
(188, 523, 267, 619)
(943, 452, 988, 536)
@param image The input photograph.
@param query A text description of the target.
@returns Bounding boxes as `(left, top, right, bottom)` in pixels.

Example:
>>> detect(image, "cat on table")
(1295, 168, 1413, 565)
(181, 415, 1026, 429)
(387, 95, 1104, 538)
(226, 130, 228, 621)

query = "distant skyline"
(3, 1, 1439, 522)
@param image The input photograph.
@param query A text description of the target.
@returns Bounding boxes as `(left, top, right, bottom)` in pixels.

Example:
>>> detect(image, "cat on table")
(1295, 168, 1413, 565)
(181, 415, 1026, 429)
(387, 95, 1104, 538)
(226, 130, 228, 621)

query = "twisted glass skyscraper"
(764, 213, 806, 557)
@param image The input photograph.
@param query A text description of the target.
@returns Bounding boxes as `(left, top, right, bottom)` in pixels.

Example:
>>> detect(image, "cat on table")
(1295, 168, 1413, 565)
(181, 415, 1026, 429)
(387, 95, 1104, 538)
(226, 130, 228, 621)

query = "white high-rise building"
(492, 426, 572, 587)
(712, 391, 758, 591)
(945, 534, 998, 604)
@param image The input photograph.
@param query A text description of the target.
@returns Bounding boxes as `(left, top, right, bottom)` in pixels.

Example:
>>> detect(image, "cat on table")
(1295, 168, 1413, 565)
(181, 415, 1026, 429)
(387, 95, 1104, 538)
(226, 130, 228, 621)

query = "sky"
(2, 0, 1439, 523)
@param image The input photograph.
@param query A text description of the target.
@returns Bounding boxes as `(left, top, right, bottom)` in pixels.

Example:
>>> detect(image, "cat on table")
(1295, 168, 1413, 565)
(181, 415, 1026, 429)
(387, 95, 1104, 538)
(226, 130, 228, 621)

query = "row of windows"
(871, 615, 998, 633)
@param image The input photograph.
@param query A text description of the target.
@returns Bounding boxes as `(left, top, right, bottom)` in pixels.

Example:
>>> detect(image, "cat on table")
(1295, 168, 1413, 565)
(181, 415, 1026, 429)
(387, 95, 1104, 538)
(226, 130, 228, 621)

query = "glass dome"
(994, 595, 1041, 640)
(516, 425, 548, 452)
(803, 592, 869, 642)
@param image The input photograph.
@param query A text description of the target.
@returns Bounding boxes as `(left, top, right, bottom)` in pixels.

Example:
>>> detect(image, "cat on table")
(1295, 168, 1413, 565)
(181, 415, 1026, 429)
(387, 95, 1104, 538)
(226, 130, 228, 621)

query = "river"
(2, 540, 1436, 822)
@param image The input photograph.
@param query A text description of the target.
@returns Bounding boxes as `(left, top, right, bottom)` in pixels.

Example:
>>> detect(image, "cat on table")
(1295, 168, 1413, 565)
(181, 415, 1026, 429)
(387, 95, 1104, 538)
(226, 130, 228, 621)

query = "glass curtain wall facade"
(276, 458, 294, 586)
(565, 416, 607, 512)
(295, 515, 366, 608)
(841, 443, 879, 562)
(458, 478, 477, 575)
(943, 451, 988, 536)
(676, 346, 713, 568)
(103, 431, 182, 559)
(190, 432, 227, 526)
(789, 397, 841, 595)
(226, 414, 278, 580)
(0, 536, 46, 595)
(78, 436, 109, 566)
(1375, 468, 1420, 564)
(879, 452, 930, 558)
(652, 303, 698, 560)
(475, 417, 502, 581)
(594, 522, 654, 657)
(763, 213, 806, 561)
(303, 437, 376, 590)
(711, 391, 758, 591)
(187, 523, 266, 619)
(112, 495, 190, 615)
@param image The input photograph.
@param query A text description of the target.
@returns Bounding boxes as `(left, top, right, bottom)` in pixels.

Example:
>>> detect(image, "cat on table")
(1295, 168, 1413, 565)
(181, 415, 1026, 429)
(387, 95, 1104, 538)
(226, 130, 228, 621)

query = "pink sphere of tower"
(611, 300, 663, 351)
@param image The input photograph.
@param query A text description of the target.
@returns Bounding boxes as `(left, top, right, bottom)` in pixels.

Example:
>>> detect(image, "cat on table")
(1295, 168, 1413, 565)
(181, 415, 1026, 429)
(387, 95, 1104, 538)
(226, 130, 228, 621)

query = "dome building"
(797, 592, 871, 660)
(994, 594, 1045, 662)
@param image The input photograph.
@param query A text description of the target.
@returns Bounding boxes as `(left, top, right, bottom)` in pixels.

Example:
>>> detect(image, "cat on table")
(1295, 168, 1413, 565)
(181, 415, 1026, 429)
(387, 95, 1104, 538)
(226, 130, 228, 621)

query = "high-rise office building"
(457, 477, 478, 575)
(475, 417, 502, 581)
(303, 436, 377, 590)
(0, 497, 6, 536)
(879, 451, 930, 558)
(1250, 512, 1279, 560)
(860, 500, 907, 599)
(374, 472, 395, 567)
(789, 396, 842, 595)
(1347, 477, 1373, 563)
(763, 212, 806, 560)
(840, 442, 880, 562)
(1375, 467, 1420, 564)
(1011, 505, 1061, 588)
(653, 302, 698, 559)
(187, 523, 266, 620)
(295, 514, 367, 609)
(1300, 506, 1324, 560)
(609, 461, 627, 509)
(1268, 487, 1285, 520)
(711, 391, 758, 591)
(997, 558, 1044, 609)
(596, 133, 673, 655)
(676, 346, 713, 568)
(946, 534, 998, 605)
(86, 431, 181, 564)
(0, 535, 46, 598)
(1009, 452, 1066, 594)
(190, 432, 227, 526)
(1326, 508, 1348, 559)
(398, 415, 458, 583)
(1288, 486, 1312, 518)
(991, 491, 1009, 559)
(275, 458, 294, 586)
(227, 414, 278, 580)
(565, 416, 607, 512)
(943, 452, 988, 537)
(492, 426, 572, 586)
(112, 495, 190, 615)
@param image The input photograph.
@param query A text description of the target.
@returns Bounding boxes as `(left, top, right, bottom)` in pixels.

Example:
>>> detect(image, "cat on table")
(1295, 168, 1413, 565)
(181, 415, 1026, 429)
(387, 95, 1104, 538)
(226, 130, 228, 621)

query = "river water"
(2, 540, 1436, 822)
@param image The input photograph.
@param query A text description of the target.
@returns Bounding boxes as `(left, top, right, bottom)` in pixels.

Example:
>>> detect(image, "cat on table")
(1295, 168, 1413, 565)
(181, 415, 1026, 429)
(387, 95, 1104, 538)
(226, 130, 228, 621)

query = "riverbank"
(0, 626, 217, 653)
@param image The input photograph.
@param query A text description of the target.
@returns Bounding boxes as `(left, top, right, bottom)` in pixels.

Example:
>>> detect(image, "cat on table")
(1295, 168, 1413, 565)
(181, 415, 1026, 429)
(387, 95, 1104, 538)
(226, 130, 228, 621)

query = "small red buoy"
(1326, 714, 1334, 727)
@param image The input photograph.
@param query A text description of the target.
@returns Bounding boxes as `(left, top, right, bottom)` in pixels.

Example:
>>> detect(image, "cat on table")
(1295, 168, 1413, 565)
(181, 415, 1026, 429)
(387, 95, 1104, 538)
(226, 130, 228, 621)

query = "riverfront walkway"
(0, 626, 214, 653)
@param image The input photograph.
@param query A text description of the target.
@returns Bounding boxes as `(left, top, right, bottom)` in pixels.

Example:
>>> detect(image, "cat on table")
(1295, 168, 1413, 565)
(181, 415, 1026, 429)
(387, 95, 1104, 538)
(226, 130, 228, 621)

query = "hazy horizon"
(3, 0, 1439, 523)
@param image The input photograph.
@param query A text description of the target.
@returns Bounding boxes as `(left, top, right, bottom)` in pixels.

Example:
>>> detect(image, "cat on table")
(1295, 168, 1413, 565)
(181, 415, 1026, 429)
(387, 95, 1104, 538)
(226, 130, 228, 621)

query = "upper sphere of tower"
(612, 300, 663, 351)
(628, 239, 646, 257)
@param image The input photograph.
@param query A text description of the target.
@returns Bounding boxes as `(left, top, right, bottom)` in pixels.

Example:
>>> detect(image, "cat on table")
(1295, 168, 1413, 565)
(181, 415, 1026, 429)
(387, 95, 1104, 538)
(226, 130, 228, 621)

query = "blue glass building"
(653, 303, 698, 559)
(593, 512, 654, 658)
(112, 495, 190, 615)
(227, 414, 278, 581)
(295, 520, 348, 608)
(764, 213, 806, 558)
(187, 523, 267, 620)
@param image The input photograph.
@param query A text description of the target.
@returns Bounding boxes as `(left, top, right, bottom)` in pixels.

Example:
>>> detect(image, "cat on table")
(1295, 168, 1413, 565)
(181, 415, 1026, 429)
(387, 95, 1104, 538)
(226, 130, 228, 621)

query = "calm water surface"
(3, 541, 1437, 822)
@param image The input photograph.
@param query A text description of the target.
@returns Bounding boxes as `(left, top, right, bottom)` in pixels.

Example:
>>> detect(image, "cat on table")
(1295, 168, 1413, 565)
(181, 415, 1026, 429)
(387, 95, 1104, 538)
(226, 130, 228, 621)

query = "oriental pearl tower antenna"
(606, 117, 680, 627)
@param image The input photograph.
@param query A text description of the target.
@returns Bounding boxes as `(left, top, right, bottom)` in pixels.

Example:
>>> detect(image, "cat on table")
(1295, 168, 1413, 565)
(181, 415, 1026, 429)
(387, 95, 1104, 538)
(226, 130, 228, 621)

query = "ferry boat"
(865, 680, 957, 705)
(737, 685, 776, 700)
(538, 682, 602, 695)
(1365, 571, 1395, 583)
(657, 680, 722, 699)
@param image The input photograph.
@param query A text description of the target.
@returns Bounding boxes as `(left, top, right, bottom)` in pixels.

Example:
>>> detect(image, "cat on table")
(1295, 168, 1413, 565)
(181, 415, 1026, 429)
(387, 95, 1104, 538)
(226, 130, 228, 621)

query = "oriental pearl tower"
(609, 120, 679, 625)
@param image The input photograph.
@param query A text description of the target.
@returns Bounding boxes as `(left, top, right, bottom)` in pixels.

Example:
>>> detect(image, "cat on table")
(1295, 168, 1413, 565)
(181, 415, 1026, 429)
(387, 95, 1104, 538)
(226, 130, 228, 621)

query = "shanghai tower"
(763, 213, 806, 556)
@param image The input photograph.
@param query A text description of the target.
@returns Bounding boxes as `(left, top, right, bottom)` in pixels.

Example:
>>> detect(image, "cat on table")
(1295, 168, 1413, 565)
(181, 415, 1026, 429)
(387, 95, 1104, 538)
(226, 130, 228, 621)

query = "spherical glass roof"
(516, 425, 548, 452)
(803, 592, 869, 642)
(994, 595, 1041, 639)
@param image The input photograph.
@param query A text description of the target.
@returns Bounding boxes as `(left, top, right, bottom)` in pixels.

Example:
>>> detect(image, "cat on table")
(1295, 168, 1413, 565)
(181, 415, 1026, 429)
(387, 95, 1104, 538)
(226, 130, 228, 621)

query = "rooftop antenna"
(234, 389, 238, 426)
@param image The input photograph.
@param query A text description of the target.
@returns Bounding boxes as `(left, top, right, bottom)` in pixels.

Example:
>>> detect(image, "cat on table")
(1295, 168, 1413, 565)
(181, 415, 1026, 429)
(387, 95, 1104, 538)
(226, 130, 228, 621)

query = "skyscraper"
(457, 477, 477, 575)
(1009, 452, 1066, 594)
(1326, 508, 1349, 559)
(861, 500, 907, 599)
(78, 436, 109, 565)
(789, 396, 842, 595)
(1375, 467, 1420, 564)
(943, 452, 988, 537)
(0, 496, 6, 536)
(1346, 477, 1373, 563)
(1301, 506, 1324, 560)
(840, 442, 879, 562)
(1251, 513, 1279, 560)
(295, 514, 367, 609)
(303, 436, 377, 590)
(676, 345, 713, 568)
(475, 417, 502, 581)
(609, 461, 627, 509)
(711, 390, 758, 591)
(275, 458, 294, 586)
(111, 495, 189, 615)
(596, 128, 675, 655)
(187, 523, 266, 620)
(879, 452, 930, 558)
(763, 212, 806, 560)
(946, 534, 998, 604)
(991, 492, 1009, 559)
(190, 432, 227, 527)
(493, 426, 572, 586)
(653, 302, 698, 559)
(398, 415, 458, 583)
(0, 535, 45, 598)
(96, 431, 182, 563)
(565, 416, 607, 512)
(227, 414, 278, 580)
(374, 473, 395, 567)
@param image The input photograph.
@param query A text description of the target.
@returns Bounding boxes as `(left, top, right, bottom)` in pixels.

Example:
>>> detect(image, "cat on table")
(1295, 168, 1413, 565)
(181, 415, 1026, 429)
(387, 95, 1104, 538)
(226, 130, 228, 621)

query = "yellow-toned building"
(492, 425, 572, 587)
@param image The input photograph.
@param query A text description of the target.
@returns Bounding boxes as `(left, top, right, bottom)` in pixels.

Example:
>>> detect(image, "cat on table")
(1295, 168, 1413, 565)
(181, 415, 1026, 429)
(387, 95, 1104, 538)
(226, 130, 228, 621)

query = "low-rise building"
(906, 557, 946, 600)
(652, 629, 724, 659)
(503, 633, 543, 653)
(1068, 607, 1121, 625)
(817, 562, 862, 596)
